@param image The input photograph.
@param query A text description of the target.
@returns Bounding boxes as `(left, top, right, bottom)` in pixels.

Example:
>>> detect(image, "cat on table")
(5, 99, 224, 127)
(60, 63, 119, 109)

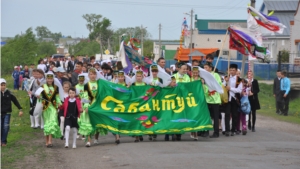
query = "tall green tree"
(37, 41, 56, 56)
(35, 26, 62, 43)
(1, 28, 38, 74)
(82, 14, 113, 53)
(112, 26, 151, 52)
(35, 26, 51, 39)
(69, 40, 101, 56)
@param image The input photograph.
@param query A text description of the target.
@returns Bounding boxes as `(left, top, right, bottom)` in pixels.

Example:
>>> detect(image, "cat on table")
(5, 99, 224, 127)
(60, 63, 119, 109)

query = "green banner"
(89, 80, 213, 135)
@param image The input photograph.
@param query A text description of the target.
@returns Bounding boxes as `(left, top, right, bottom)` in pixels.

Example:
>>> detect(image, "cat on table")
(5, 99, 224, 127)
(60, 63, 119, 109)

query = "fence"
(164, 59, 300, 80)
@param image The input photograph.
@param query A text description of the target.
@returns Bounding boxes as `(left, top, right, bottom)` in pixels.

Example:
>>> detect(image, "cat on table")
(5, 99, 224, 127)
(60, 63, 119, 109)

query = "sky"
(1, 0, 263, 40)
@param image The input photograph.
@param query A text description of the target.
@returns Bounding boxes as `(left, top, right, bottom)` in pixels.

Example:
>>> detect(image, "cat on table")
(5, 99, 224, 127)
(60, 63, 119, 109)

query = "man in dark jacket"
(71, 62, 83, 86)
(1, 78, 23, 146)
(273, 70, 281, 114)
(67, 56, 76, 73)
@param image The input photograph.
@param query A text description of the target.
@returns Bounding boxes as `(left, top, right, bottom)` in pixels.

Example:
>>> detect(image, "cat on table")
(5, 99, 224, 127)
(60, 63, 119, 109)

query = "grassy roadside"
(257, 83, 300, 125)
(1, 76, 48, 169)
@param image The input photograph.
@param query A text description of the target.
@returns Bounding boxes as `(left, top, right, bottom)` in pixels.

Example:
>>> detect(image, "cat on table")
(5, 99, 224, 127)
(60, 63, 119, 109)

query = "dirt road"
(16, 114, 300, 169)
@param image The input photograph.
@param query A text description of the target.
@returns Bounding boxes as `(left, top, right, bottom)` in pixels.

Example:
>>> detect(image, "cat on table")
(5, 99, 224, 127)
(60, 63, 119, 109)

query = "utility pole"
(189, 9, 194, 63)
(250, 0, 255, 75)
(159, 23, 162, 58)
(98, 34, 103, 61)
(141, 25, 144, 56)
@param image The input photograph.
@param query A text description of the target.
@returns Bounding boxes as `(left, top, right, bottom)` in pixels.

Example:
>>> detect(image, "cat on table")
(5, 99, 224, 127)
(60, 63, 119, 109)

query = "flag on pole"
(247, 6, 286, 34)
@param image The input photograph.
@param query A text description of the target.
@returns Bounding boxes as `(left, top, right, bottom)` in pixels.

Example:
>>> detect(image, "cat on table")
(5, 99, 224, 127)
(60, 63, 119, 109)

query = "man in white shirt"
(225, 64, 243, 136)
(37, 59, 47, 73)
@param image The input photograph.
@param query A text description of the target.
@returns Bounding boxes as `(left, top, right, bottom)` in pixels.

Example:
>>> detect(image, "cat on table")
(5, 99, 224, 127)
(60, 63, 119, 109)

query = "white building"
(259, 0, 298, 62)
(185, 19, 247, 60)
(290, 0, 300, 64)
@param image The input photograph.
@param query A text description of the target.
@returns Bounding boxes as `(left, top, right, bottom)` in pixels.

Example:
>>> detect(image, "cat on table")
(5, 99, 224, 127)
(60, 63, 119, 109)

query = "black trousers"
(248, 109, 256, 128)
(275, 92, 281, 113)
(208, 104, 220, 135)
(278, 91, 290, 115)
(225, 98, 239, 132)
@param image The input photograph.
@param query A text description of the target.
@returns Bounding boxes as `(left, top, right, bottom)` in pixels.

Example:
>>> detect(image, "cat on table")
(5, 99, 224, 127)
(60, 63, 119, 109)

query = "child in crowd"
(76, 74, 93, 142)
(132, 70, 145, 142)
(1, 78, 23, 146)
(63, 87, 82, 148)
(238, 79, 250, 135)
(190, 67, 201, 140)
(164, 76, 177, 141)
(58, 81, 71, 140)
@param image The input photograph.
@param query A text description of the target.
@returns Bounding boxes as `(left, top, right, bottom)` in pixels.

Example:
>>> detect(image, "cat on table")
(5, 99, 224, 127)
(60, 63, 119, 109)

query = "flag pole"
(227, 49, 231, 77)
(214, 28, 229, 72)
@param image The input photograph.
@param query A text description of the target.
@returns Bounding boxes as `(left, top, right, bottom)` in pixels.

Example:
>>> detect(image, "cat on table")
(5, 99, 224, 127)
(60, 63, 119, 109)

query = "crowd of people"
(1, 54, 291, 148)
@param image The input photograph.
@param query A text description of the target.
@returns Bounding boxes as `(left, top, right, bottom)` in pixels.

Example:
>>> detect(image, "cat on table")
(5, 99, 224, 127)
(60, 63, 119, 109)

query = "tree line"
(1, 13, 154, 74)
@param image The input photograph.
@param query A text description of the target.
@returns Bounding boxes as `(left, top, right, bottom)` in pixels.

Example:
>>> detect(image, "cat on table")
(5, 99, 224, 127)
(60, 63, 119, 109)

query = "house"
(185, 18, 247, 60)
(259, 0, 298, 61)
(153, 40, 180, 61)
(290, 0, 300, 65)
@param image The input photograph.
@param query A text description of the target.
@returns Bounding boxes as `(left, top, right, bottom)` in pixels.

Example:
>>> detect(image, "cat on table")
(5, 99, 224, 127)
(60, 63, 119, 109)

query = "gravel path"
(17, 114, 300, 169)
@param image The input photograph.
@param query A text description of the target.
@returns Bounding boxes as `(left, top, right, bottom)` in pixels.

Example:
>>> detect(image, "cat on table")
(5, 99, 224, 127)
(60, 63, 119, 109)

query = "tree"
(277, 49, 290, 63)
(51, 32, 62, 43)
(70, 40, 101, 56)
(82, 14, 113, 54)
(143, 39, 153, 57)
(35, 26, 51, 39)
(1, 28, 38, 74)
(111, 26, 151, 53)
(37, 41, 56, 56)
(82, 14, 103, 33)
(35, 26, 62, 43)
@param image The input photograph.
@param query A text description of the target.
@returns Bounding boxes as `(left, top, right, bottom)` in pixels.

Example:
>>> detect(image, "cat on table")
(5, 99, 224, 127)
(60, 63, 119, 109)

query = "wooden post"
(214, 28, 229, 72)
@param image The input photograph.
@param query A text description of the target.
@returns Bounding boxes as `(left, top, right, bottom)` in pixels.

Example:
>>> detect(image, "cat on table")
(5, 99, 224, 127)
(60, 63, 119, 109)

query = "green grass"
(257, 83, 300, 125)
(1, 76, 48, 169)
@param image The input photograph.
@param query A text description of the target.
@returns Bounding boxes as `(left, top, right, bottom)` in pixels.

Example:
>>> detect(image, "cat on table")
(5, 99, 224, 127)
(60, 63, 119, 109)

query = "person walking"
(1, 78, 23, 146)
(278, 70, 291, 116)
(247, 71, 260, 132)
(12, 66, 20, 90)
(273, 70, 282, 114)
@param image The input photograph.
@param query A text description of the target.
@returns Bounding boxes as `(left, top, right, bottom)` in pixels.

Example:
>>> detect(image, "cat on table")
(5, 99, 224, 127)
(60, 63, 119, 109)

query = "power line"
(65, 0, 246, 9)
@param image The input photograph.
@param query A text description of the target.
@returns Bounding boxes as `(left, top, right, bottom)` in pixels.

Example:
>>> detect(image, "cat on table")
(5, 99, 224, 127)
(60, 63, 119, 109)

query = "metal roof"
(188, 50, 205, 57)
(264, 0, 298, 11)
(154, 41, 180, 45)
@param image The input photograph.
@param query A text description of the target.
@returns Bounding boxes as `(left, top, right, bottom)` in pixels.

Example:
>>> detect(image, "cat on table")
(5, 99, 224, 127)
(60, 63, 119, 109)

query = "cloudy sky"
(1, 0, 263, 40)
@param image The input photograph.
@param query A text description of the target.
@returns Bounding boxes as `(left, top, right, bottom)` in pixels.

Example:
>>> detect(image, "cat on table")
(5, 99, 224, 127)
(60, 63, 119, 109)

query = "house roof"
(173, 48, 218, 61)
(188, 50, 205, 57)
(153, 40, 180, 45)
(263, 0, 299, 11)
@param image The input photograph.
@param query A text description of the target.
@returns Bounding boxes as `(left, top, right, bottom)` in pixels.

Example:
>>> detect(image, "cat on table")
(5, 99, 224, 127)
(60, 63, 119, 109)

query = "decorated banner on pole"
(88, 79, 213, 136)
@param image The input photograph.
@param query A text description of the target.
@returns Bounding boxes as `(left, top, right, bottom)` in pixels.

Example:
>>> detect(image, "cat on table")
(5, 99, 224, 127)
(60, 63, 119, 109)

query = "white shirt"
(37, 64, 47, 72)
(228, 75, 243, 101)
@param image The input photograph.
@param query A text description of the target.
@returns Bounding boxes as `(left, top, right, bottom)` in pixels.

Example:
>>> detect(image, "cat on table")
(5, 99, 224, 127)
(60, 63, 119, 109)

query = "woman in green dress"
(84, 68, 107, 147)
(36, 72, 62, 148)
(76, 74, 93, 146)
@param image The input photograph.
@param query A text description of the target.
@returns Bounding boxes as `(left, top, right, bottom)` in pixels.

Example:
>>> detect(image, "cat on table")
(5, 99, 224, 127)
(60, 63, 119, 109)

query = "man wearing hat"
(54, 67, 69, 85)
(1, 78, 23, 146)
(12, 66, 20, 90)
(225, 64, 243, 136)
